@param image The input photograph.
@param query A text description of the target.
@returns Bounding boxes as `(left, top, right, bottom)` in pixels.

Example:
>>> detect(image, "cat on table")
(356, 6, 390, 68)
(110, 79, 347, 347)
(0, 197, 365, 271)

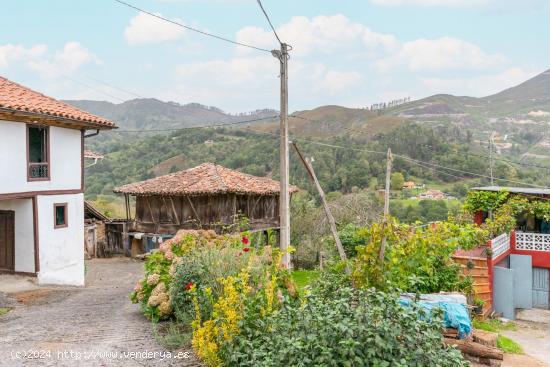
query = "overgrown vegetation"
(224, 286, 467, 367)
(131, 227, 470, 366)
(351, 217, 484, 293)
(130, 230, 241, 321)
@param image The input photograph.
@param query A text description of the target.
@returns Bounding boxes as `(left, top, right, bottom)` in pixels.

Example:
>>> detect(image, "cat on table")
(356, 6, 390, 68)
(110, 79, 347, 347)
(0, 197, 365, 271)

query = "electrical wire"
(114, 115, 279, 133)
(85, 75, 145, 99)
(64, 76, 127, 103)
(256, 0, 282, 44)
(285, 136, 550, 189)
(292, 114, 550, 171)
(113, 0, 272, 53)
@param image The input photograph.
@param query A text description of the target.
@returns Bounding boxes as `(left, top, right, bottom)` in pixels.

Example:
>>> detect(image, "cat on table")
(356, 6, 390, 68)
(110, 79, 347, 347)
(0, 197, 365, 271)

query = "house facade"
(469, 186, 550, 318)
(0, 76, 115, 285)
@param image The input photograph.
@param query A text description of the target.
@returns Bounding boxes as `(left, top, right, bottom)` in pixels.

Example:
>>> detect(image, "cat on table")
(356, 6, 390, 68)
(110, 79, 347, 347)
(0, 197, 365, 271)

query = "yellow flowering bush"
(130, 229, 240, 321)
(190, 249, 299, 367)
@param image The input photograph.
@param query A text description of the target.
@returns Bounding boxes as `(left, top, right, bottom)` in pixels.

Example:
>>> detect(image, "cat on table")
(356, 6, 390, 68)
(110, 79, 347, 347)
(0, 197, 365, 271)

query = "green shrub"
(224, 287, 468, 367)
(339, 223, 367, 257)
(130, 229, 241, 321)
(352, 218, 483, 294)
(170, 243, 253, 324)
(190, 248, 299, 366)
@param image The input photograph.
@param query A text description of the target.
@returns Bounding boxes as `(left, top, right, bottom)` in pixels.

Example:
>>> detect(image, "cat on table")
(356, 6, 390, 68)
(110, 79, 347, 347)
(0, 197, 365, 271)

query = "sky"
(0, 0, 549, 113)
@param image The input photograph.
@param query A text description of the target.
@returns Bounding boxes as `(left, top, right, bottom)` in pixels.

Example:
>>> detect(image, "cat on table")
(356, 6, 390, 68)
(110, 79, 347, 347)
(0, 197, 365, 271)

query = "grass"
(473, 319, 522, 354)
(291, 270, 319, 290)
(497, 335, 523, 354)
(473, 319, 517, 333)
(153, 322, 192, 349)
(0, 307, 11, 317)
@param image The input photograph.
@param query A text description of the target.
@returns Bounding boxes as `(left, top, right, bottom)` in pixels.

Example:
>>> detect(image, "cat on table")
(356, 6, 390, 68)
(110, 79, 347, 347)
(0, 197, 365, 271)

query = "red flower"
(241, 236, 249, 245)
(238, 252, 243, 257)
(243, 247, 251, 252)
(185, 282, 194, 291)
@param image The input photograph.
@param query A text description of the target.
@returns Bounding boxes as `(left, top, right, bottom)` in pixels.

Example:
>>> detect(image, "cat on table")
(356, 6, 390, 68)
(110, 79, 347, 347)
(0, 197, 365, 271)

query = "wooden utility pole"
(384, 148, 392, 216)
(292, 143, 349, 272)
(489, 131, 496, 186)
(273, 43, 291, 267)
(379, 148, 392, 261)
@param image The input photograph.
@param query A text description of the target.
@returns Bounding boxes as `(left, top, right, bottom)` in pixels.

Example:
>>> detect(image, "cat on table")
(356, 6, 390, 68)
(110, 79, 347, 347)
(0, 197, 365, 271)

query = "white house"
(0, 76, 116, 286)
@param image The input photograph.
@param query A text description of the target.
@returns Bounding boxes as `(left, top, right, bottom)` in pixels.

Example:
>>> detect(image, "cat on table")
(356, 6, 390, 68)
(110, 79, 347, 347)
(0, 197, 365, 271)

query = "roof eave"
(0, 107, 116, 130)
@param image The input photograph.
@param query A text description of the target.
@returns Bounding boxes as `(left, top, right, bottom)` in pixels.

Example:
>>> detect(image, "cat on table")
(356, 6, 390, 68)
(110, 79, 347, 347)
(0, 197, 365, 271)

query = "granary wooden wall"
(130, 193, 279, 234)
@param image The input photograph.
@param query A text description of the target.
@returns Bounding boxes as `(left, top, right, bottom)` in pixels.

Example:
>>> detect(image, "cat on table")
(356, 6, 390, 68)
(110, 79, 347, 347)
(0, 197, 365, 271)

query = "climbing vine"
(464, 190, 550, 234)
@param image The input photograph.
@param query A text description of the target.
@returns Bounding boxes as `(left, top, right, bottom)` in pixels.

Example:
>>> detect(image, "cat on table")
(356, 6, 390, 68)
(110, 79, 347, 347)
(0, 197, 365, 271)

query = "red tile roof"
(84, 150, 104, 160)
(0, 76, 115, 128)
(113, 163, 299, 196)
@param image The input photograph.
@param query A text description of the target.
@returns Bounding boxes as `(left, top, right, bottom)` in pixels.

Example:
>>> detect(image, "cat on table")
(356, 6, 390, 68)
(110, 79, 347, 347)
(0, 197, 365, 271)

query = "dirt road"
(0, 258, 200, 367)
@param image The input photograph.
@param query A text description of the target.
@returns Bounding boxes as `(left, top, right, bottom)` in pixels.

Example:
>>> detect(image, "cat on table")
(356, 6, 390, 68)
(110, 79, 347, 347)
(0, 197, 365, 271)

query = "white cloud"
(27, 42, 101, 78)
(236, 15, 398, 57)
(172, 55, 364, 111)
(0, 44, 47, 68)
(165, 14, 530, 111)
(420, 67, 540, 97)
(124, 12, 184, 45)
(374, 37, 506, 72)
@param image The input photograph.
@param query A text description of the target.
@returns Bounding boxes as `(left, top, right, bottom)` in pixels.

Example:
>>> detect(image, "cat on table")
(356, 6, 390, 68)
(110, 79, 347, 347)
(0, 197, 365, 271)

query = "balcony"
(490, 233, 511, 260)
(515, 231, 550, 252)
(28, 162, 49, 180)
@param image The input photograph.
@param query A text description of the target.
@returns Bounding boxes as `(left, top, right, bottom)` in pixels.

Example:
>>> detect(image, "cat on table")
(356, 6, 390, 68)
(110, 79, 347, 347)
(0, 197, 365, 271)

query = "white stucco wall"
(0, 199, 35, 273)
(37, 193, 84, 286)
(0, 120, 82, 194)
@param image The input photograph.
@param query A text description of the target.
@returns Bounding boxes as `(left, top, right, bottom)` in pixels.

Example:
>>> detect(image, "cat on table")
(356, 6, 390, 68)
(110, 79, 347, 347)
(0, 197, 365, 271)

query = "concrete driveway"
(501, 309, 550, 367)
(0, 258, 200, 367)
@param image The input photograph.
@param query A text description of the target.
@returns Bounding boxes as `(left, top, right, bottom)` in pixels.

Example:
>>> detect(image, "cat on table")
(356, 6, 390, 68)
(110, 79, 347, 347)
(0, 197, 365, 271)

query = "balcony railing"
(28, 162, 49, 180)
(490, 232, 511, 260)
(515, 231, 550, 252)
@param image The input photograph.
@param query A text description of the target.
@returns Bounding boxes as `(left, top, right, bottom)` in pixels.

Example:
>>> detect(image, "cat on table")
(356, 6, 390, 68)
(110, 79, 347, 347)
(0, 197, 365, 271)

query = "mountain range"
(68, 68, 550, 163)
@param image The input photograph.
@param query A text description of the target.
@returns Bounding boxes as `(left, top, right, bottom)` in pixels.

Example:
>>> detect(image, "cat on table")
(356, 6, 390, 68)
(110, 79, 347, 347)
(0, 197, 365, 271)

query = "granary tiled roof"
(0, 76, 115, 128)
(113, 163, 299, 196)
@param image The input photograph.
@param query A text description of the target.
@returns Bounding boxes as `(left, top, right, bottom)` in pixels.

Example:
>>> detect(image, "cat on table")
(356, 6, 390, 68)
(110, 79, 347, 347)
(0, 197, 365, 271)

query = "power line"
(292, 114, 550, 172)
(64, 76, 127, 103)
(256, 0, 282, 44)
(113, 0, 271, 53)
(286, 136, 550, 189)
(114, 115, 279, 133)
(85, 75, 145, 99)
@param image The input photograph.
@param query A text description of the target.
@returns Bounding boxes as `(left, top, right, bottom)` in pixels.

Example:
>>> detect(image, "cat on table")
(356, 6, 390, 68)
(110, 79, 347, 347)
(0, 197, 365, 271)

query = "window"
(54, 203, 68, 228)
(27, 125, 49, 181)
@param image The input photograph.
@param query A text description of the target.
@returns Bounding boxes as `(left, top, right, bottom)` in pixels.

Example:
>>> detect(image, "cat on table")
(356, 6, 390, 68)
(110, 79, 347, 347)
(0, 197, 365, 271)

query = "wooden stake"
(292, 143, 349, 272)
(379, 148, 392, 261)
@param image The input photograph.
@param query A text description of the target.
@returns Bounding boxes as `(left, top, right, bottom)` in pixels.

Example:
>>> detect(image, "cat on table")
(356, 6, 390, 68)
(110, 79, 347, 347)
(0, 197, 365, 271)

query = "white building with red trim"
(0, 76, 116, 285)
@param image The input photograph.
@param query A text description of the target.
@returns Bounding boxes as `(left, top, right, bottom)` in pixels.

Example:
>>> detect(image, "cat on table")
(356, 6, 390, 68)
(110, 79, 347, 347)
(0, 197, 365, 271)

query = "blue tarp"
(399, 297, 471, 338)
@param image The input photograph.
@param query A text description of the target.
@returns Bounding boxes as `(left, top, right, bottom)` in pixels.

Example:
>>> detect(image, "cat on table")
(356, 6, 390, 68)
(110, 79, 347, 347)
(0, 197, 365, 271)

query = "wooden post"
(379, 148, 392, 261)
(292, 143, 349, 271)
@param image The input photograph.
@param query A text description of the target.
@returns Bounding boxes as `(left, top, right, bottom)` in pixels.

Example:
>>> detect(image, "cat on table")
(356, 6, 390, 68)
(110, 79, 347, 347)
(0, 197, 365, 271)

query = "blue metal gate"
(510, 254, 533, 309)
(532, 267, 549, 309)
(493, 254, 533, 319)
